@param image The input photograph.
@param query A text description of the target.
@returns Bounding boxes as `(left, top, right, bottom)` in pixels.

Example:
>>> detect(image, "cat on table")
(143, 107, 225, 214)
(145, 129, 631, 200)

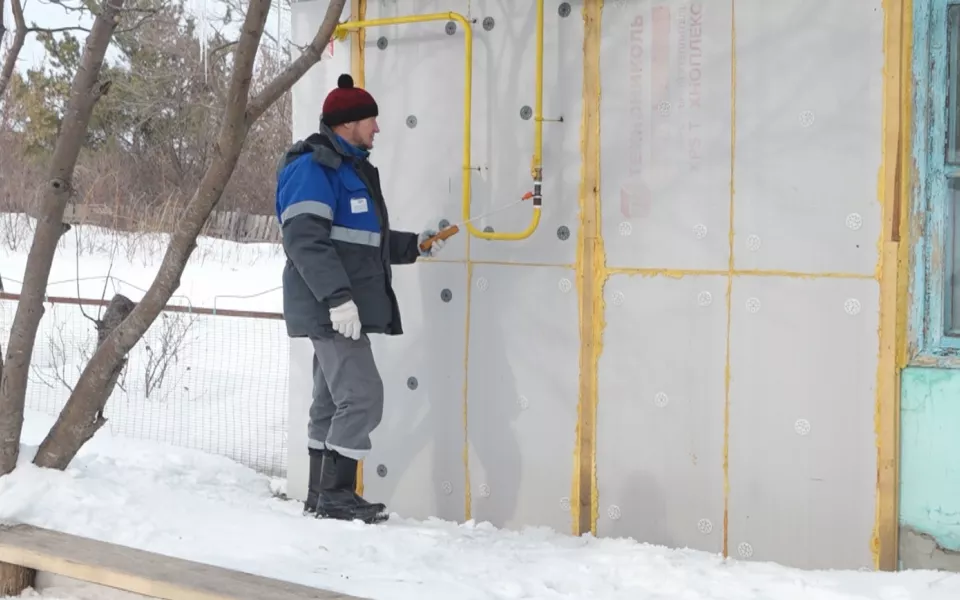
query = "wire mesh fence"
(0, 293, 291, 478)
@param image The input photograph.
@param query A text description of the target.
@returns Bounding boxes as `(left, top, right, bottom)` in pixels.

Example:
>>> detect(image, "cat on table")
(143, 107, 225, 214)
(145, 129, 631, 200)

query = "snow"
(5, 592, 78, 600)
(2, 410, 960, 600)
(0, 219, 291, 477)
(1, 218, 960, 599)
(0, 215, 285, 311)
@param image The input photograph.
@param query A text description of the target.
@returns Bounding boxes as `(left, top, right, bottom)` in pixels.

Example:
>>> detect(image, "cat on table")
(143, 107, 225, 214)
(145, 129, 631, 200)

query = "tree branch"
(1, 0, 7, 43)
(26, 25, 91, 34)
(217, 0, 272, 130)
(208, 40, 238, 59)
(246, 0, 345, 123)
(0, 0, 27, 100)
(40, 0, 153, 16)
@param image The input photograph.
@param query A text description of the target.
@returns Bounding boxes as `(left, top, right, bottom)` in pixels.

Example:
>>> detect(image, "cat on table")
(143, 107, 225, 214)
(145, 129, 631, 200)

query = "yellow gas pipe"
(334, 2, 545, 243)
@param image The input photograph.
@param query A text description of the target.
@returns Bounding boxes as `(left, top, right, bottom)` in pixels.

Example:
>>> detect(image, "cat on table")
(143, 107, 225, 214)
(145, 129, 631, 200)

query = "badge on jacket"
(350, 197, 369, 213)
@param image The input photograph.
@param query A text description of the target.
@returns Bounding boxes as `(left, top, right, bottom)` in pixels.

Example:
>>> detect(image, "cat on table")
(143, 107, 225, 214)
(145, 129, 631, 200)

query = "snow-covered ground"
(3, 410, 960, 600)
(0, 217, 291, 477)
(0, 214, 285, 309)
(2, 216, 960, 599)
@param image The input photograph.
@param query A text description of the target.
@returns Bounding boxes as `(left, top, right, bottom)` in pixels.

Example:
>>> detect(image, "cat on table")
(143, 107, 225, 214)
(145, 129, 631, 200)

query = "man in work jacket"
(275, 73, 446, 524)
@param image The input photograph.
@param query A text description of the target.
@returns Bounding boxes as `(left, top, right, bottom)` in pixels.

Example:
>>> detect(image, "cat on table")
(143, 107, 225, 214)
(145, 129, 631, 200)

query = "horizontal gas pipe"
(334, 5, 544, 245)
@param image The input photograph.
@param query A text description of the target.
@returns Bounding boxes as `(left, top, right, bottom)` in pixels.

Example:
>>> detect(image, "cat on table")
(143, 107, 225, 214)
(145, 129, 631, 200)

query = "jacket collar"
(318, 122, 370, 160)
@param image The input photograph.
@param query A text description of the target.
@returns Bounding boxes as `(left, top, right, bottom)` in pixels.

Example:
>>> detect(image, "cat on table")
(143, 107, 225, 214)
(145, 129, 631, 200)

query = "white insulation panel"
(727, 276, 880, 570)
(594, 0, 884, 570)
(600, 0, 733, 271)
(285, 0, 888, 572)
(596, 273, 727, 554)
(360, 0, 473, 263)
(464, 0, 584, 265)
(465, 264, 580, 532)
(732, 0, 884, 274)
(364, 262, 468, 523)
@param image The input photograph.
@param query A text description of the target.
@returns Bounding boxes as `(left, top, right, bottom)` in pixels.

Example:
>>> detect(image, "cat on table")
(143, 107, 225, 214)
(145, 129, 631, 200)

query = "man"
(275, 73, 446, 524)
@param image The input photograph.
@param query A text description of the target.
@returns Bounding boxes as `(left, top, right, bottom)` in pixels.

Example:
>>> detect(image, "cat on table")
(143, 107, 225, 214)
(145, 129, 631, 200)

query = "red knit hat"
(321, 74, 379, 127)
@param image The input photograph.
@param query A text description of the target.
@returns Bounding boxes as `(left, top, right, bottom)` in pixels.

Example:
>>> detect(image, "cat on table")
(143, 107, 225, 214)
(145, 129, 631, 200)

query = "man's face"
(344, 116, 379, 150)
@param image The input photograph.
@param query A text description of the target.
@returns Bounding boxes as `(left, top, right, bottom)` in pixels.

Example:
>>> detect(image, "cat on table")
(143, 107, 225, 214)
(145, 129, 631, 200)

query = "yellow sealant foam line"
(463, 252, 473, 522)
(352, 0, 367, 498)
(430, 258, 576, 269)
(432, 260, 873, 279)
(606, 267, 877, 280)
(461, 39, 474, 519)
(721, 0, 737, 560)
(457, 3, 473, 520)
(873, 0, 911, 571)
(572, 0, 604, 537)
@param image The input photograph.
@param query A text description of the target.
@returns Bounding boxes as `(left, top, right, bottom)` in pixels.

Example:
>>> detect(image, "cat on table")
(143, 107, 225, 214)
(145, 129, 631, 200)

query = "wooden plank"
(874, 0, 911, 571)
(572, 0, 604, 539)
(0, 524, 366, 600)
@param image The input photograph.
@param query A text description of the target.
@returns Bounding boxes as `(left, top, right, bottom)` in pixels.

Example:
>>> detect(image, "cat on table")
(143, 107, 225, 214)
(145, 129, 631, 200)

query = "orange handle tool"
(419, 224, 460, 252)
(418, 191, 534, 252)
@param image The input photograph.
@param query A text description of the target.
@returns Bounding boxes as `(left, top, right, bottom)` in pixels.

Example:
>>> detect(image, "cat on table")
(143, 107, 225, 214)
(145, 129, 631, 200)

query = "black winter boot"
(302, 448, 325, 515)
(337, 451, 386, 514)
(315, 450, 388, 524)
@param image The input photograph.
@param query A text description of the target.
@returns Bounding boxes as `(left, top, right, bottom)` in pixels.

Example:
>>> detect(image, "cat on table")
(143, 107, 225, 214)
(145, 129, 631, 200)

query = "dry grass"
(0, 110, 289, 265)
(0, 31, 294, 264)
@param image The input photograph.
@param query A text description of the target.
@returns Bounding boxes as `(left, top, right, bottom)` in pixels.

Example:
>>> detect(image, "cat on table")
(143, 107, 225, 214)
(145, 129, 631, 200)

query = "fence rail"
(59, 205, 282, 244)
(0, 292, 285, 321)
(0, 292, 290, 478)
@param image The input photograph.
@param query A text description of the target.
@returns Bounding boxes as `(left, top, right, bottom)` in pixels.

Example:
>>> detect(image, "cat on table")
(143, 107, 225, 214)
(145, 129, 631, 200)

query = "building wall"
(900, 368, 960, 565)
(898, 0, 960, 571)
(286, 0, 899, 571)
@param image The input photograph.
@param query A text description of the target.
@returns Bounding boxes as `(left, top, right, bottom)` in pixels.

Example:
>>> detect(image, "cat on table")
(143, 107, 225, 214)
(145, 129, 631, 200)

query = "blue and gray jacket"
(275, 124, 421, 339)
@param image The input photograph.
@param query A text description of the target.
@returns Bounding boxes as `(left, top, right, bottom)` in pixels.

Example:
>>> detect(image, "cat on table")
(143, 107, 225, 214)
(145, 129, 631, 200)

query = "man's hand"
(329, 300, 362, 340)
(418, 229, 446, 258)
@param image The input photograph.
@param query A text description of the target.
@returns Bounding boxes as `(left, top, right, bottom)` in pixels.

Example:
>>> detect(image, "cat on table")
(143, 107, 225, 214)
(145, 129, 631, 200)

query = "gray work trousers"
(307, 334, 385, 460)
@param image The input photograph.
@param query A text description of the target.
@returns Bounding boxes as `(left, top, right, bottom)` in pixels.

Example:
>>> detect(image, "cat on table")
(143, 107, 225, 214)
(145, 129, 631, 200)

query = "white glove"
(329, 300, 362, 340)
(418, 229, 446, 258)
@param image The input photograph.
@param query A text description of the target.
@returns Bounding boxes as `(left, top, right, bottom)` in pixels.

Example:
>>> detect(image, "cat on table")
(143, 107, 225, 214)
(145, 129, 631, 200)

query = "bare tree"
(0, 0, 93, 101)
(142, 311, 196, 400)
(0, 0, 126, 478)
(0, 0, 347, 592)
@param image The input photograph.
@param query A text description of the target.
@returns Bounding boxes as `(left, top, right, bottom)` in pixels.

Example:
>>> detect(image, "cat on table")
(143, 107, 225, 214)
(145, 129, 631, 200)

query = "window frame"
(909, 0, 960, 366)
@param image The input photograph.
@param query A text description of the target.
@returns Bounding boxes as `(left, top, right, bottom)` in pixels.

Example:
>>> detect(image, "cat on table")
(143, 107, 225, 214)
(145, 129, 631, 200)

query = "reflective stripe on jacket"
(275, 124, 419, 338)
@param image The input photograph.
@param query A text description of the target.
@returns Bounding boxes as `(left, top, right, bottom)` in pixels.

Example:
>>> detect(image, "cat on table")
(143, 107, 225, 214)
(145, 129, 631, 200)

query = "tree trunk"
(32, 0, 347, 470)
(0, 561, 34, 596)
(33, 295, 135, 467)
(0, 0, 126, 479)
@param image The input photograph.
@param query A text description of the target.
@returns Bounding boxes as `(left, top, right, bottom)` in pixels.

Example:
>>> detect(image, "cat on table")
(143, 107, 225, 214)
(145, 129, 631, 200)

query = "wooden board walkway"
(0, 524, 367, 600)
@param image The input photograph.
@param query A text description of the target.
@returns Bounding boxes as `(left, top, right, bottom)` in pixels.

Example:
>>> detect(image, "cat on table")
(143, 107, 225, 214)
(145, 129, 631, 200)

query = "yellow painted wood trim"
(351, 0, 366, 88)
(572, 0, 605, 537)
(874, 0, 912, 572)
